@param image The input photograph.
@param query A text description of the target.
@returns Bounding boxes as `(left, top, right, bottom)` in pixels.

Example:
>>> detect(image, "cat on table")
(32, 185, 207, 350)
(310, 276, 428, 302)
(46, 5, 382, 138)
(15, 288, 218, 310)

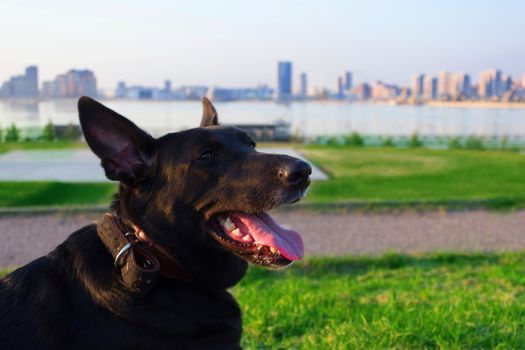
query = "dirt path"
(1, 210, 524, 268)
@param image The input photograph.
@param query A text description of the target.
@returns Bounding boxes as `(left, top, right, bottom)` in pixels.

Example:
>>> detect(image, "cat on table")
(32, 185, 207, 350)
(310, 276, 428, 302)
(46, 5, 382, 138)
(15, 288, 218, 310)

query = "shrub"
(464, 136, 485, 150)
(448, 137, 462, 150)
(5, 123, 20, 142)
(62, 122, 81, 141)
(382, 136, 395, 147)
(42, 120, 56, 141)
(408, 133, 423, 148)
(345, 131, 364, 146)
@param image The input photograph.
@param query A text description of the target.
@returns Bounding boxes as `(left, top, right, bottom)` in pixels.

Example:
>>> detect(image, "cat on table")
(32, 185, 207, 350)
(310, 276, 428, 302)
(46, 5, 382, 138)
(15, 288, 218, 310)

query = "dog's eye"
(197, 150, 215, 161)
(249, 141, 256, 148)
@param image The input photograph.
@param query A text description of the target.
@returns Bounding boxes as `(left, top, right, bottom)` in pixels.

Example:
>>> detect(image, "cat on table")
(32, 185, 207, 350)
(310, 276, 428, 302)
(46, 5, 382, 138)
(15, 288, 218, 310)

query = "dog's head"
(78, 97, 311, 286)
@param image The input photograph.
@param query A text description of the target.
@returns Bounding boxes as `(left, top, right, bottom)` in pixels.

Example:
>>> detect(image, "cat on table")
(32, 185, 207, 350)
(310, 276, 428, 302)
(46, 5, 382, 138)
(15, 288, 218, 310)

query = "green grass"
(301, 146, 525, 207)
(1, 146, 525, 209)
(0, 141, 86, 154)
(0, 182, 116, 207)
(235, 253, 525, 349)
(3, 252, 524, 348)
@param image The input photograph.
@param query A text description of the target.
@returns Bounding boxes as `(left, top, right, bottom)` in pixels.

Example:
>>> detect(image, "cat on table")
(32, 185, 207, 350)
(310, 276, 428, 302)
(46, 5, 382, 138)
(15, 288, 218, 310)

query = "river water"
(0, 99, 524, 138)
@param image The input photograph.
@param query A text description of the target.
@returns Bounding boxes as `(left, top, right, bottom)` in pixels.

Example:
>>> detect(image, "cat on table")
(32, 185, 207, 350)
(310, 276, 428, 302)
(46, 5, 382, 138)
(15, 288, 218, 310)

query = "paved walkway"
(1, 210, 524, 268)
(0, 148, 327, 182)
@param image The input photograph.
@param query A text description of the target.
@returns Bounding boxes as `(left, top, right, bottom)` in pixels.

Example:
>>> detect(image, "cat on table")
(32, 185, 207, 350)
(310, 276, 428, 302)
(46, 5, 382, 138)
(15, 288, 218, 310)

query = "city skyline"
(1, 62, 523, 103)
(0, 0, 524, 89)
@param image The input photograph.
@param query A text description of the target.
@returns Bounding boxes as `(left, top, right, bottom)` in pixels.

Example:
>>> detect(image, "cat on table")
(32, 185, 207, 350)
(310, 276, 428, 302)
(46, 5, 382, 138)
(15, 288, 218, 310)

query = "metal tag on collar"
(114, 232, 137, 268)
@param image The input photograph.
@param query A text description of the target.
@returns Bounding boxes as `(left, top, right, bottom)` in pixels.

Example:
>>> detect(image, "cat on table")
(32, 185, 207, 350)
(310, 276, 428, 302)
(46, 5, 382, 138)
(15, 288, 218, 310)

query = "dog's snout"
(278, 160, 312, 187)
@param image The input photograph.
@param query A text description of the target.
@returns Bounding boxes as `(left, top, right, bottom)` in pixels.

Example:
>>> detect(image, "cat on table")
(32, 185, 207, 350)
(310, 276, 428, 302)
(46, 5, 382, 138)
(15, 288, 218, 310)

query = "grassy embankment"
(0, 141, 85, 154)
(3, 252, 525, 348)
(1, 146, 524, 209)
(301, 146, 525, 210)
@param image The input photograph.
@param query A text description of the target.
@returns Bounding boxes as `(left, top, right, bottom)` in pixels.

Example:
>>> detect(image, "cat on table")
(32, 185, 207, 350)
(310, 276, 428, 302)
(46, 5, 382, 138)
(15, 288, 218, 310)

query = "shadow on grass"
(243, 252, 507, 283)
(2, 252, 515, 282)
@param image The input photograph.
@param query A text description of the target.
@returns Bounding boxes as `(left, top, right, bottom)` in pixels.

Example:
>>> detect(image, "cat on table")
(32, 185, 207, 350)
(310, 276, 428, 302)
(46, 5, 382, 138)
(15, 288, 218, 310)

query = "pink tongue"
(230, 212, 304, 261)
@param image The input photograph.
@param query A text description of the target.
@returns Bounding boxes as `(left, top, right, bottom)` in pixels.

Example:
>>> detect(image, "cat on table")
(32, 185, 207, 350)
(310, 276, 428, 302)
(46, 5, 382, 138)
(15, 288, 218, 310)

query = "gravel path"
(1, 210, 524, 268)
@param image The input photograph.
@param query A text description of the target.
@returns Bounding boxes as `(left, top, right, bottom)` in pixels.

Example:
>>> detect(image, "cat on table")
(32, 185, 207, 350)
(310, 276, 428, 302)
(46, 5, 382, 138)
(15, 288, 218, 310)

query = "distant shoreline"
(424, 101, 525, 109)
(1, 98, 525, 109)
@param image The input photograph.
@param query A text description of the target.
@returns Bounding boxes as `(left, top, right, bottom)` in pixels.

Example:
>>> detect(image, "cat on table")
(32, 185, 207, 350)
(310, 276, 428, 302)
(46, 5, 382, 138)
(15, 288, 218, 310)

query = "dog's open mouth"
(208, 211, 304, 269)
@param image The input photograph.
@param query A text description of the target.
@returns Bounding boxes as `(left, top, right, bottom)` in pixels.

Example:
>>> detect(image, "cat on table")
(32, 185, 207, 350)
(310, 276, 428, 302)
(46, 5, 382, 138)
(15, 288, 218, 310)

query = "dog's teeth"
(231, 228, 242, 237)
(269, 247, 277, 253)
(242, 235, 253, 242)
(223, 217, 236, 231)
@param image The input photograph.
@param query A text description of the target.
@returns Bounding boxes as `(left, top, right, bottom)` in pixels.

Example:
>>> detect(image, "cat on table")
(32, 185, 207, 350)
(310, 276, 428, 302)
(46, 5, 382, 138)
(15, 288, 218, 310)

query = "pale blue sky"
(0, 0, 523, 90)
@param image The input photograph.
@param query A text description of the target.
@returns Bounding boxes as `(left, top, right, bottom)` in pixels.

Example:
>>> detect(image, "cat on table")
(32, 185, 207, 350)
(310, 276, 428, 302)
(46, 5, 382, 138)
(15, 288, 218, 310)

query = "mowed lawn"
(0, 146, 524, 207)
(0, 141, 85, 155)
(301, 146, 525, 205)
(236, 253, 525, 349)
(0, 182, 116, 207)
(3, 253, 524, 348)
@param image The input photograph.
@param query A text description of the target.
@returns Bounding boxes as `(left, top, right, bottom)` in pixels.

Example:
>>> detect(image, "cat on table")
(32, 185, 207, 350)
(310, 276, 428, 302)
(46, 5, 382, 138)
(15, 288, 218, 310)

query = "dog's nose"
(278, 160, 312, 187)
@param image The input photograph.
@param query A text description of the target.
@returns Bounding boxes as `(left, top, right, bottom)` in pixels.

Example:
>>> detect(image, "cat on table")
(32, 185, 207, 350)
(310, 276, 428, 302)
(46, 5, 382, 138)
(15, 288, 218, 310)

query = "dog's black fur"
(0, 97, 311, 349)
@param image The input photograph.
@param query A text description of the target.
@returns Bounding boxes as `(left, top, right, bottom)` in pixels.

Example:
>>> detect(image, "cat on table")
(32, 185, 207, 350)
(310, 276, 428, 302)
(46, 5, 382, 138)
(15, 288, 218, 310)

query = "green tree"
(5, 123, 20, 142)
(464, 136, 484, 150)
(408, 133, 423, 148)
(62, 122, 81, 141)
(345, 131, 364, 146)
(0, 123, 3, 142)
(448, 137, 463, 150)
(500, 137, 509, 150)
(382, 136, 395, 147)
(42, 120, 55, 141)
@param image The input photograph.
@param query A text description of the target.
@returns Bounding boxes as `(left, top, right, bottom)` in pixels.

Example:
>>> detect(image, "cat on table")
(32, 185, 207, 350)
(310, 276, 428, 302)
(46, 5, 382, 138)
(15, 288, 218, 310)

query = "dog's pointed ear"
(78, 96, 155, 184)
(200, 97, 219, 127)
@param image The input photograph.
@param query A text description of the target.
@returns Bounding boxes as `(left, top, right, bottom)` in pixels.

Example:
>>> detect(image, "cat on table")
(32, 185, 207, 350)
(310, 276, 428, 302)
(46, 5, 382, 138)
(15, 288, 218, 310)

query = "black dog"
(0, 97, 311, 349)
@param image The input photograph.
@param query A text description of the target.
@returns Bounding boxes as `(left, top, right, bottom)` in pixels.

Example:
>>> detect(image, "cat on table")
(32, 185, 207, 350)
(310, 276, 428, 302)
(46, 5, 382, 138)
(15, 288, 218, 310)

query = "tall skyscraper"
(479, 69, 502, 98)
(459, 73, 471, 98)
(500, 74, 512, 95)
(0, 65, 39, 98)
(299, 72, 308, 98)
(164, 80, 172, 93)
(411, 74, 425, 98)
(438, 71, 451, 99)
(41, 69, 97, 99)
(354, 83, 371, 100)
(25, 66, 39, 98)
(344, 71, 353, 91)
(277, 61, 292, 100)
(337, 76, 344, 99)
(423, 76, 438, 100)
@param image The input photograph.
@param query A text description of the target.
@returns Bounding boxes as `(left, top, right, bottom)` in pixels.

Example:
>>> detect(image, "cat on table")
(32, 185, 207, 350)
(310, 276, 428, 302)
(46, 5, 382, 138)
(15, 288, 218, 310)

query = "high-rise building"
(423, 76, 438, 100)
(353, 83, 371, 100)
(164, 80, 172, 93)
(41, 69, 97, 99)
(437, 71, 451, 99)
(344, 71, 353, 91)
(479, 69, 502, 98)
(336, 76, 344, 99)
(371, 81, 401, 100)
(500, 74, 512, 95)
(299, 72, 308, 98)
(448, 73, 471, 99)
(25, 66, 39, 97)
(0, 65, 39, 98)
(411, 74, 425, 99)
(277, 61, 292, 100)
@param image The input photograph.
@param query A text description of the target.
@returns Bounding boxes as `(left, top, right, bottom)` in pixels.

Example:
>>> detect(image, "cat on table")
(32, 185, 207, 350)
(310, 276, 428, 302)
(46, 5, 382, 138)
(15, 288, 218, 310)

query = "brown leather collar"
(96, 213, 192, 294)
